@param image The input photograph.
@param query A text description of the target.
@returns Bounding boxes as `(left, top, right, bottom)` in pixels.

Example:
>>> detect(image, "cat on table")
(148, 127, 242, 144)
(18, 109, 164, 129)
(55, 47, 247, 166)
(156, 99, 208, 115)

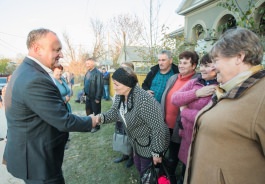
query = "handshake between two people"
(89, 114, 101, 128)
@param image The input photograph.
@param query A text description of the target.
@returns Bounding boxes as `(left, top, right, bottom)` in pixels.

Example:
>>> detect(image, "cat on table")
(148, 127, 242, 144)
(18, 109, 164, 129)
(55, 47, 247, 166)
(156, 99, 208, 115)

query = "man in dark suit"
(3, 28, 97, 184)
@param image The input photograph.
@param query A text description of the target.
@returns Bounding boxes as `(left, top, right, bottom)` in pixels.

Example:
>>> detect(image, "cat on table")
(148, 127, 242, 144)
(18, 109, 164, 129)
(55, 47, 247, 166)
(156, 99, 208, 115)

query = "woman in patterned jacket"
(96, 67, 170, 177)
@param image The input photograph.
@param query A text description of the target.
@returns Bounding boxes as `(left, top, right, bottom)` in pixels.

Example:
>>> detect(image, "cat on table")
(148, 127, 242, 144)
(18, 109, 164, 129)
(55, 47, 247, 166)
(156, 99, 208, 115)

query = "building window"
(257, 3, 265, 36)
(193, 24, 204, 41)
(217, 14, 237, 34)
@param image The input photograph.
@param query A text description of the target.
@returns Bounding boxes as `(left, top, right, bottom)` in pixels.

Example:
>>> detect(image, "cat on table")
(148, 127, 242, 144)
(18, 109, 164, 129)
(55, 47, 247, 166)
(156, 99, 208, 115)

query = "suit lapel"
(24, 58, 56, 85)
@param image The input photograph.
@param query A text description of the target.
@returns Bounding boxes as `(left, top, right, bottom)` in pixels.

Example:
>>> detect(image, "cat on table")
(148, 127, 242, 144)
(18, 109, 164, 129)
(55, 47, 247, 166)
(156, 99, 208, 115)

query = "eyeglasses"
(158, 59, 167, 61)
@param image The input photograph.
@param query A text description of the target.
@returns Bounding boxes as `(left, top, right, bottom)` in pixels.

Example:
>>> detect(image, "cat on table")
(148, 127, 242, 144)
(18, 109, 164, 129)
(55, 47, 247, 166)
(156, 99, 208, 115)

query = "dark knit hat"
(112, 67, 137, 88)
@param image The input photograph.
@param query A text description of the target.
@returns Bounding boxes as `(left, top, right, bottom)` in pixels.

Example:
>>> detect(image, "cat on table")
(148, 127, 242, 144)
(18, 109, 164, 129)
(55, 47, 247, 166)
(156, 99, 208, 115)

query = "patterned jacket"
(101, 86, 170, 158)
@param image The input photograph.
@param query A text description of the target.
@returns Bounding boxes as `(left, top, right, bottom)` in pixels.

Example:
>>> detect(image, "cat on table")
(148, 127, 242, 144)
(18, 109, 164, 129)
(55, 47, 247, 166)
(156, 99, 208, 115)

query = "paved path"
(0, 140, 24, 184)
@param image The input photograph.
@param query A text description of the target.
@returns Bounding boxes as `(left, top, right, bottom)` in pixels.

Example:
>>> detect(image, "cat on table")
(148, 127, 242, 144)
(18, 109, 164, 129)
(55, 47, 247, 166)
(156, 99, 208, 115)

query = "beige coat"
(185, 70, 265, 184)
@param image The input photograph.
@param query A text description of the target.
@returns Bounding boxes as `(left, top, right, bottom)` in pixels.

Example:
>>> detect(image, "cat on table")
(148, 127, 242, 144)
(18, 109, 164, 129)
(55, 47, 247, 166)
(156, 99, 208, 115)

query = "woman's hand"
(147, 90, 155, 96)
(65, 95, 70, 103)
(153, 156, 162, 165)
(180, 105, 187, 111)
(196, 85, 216, 98)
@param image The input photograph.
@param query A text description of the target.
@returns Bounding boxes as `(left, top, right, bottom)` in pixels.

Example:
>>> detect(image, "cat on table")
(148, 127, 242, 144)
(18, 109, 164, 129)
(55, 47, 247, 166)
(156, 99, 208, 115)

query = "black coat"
(84, 68, 104, 100)
(4, 57, 92, 180)
(142, 64, 179, 90)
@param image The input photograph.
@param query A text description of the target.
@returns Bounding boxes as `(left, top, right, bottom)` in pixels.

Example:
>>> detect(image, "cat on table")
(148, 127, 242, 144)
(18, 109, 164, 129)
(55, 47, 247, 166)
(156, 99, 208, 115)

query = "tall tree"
(90, 18, 106, 60)
(0, 58, 10, 74)
(62, 32, 88, 76)
(63, 32, 76, 62)
(108, 13, 144, 63)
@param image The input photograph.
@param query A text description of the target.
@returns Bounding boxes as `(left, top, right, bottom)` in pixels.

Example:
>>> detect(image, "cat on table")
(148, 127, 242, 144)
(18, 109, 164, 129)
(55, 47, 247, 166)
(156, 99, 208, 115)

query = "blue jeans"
(103, 85, 109, 100)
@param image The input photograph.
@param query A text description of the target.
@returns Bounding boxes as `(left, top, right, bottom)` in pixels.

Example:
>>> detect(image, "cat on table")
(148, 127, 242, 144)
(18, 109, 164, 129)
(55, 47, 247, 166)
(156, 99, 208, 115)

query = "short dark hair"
(52, 63, 63, 71)
(86, 57, 97, 62)
(179, 51, 199, 67)
(200, 53, 212, 65)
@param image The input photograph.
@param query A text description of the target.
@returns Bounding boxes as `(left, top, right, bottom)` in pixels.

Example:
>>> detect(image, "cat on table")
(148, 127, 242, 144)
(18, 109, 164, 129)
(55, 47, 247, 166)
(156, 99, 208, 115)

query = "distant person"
(0, 74, 11, 141)
(53, 63, 72, 112)
(0, 97, 5, 141)
(84, 57, 103, 133)
(142, 50, 179, 103)
(63, 71, 74, 96)
(75, 90, 85, 103)
(3, 28, 97, 184)
(185, 28, 265, 184)
(102, 67, 110, 100)
(69, 72, 75, 96)
(94, 67, 170, 177)
(171, 53, 218, 181)
(160, 50, 199, 183)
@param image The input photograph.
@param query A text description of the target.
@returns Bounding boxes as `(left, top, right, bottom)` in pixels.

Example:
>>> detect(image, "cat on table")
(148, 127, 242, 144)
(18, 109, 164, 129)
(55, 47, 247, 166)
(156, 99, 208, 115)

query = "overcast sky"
(0, 0, 184, 59)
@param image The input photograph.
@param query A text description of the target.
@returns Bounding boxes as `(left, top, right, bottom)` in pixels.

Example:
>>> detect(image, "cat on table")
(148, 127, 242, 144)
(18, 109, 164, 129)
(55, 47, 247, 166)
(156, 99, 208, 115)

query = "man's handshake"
(89, 114, 101, 128)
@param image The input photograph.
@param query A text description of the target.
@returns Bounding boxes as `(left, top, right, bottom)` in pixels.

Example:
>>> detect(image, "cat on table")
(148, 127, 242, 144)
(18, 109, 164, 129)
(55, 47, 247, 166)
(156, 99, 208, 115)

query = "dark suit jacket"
(4, 57, 92, 180)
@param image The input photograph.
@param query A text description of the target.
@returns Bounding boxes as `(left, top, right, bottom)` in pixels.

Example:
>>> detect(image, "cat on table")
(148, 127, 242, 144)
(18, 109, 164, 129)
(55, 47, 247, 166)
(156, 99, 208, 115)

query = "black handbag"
(141, 158, 170, 184)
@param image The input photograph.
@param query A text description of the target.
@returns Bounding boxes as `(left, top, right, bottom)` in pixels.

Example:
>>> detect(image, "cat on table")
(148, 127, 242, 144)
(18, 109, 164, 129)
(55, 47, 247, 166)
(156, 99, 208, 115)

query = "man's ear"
(170, 58, 173, 64)
(33, 43, 41, 55)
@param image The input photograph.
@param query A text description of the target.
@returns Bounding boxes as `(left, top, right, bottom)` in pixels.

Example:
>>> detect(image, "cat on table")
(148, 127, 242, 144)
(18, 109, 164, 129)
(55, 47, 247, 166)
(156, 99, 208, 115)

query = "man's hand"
(89, 114, 98, 128)
(96, 114, 101, 124)
(95, 99, 100, 103)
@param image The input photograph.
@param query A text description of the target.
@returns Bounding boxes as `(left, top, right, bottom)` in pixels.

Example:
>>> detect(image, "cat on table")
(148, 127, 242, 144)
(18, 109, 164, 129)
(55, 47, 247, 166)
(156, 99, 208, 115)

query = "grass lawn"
(62, 85, 139, 184)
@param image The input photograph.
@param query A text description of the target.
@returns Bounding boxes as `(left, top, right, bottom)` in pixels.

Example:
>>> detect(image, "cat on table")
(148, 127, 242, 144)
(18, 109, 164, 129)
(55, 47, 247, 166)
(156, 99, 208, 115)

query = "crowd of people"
(1, 26, 265, 184)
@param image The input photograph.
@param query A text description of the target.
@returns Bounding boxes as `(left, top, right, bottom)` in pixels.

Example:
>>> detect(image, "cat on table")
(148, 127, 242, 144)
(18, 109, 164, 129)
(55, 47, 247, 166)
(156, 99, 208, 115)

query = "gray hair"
(26, 28, 55, 49)
(158, 50, 173, 59)
(210, 27, 264, 65)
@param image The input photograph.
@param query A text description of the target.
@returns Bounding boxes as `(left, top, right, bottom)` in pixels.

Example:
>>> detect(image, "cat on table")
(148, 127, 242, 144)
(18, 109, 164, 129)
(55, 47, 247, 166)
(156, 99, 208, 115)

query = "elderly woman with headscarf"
(185, 27, 265, 184)
(96, 67, 170, 177)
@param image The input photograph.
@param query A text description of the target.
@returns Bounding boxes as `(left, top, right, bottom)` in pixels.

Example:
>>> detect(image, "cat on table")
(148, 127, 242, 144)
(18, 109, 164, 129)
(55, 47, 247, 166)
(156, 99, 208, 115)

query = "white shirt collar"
(27, 56, 56, 84)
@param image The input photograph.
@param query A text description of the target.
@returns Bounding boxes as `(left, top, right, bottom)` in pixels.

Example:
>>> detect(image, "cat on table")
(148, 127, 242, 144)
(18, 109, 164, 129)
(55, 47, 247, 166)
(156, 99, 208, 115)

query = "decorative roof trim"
(177, 0, 214, 15)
